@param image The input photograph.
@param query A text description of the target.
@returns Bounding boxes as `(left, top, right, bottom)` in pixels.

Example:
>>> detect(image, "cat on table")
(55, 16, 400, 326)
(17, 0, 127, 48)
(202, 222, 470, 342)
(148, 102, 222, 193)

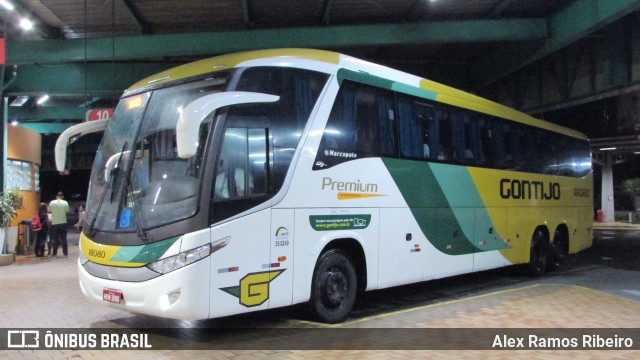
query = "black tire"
(549, 230, 568, 271)
(529, 231, 549, 277)
(309, 249, 357, 324)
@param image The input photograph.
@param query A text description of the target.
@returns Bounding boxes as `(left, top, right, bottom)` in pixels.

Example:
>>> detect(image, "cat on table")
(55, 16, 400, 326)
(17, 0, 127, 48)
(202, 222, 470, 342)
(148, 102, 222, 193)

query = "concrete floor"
(1, 224, 639, 359)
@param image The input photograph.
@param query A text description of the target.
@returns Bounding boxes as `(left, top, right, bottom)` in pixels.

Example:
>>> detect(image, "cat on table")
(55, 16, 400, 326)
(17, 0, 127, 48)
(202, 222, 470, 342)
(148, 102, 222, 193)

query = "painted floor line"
(295, 283, 640, 328)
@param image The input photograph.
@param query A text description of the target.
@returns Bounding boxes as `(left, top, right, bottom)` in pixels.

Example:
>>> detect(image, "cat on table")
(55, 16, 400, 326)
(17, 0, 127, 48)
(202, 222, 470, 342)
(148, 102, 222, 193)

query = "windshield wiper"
(124, 170, 149, 243)
(88, 141, 128, 237)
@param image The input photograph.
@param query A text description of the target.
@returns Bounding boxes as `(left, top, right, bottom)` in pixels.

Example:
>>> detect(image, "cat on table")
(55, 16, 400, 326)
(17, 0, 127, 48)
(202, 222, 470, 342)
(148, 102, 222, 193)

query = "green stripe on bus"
(110, 236, 180, 264)
(337, 68, 395, 89)
(430, 163, 508, 251)
(391, 83, 438, 101)
(382, 158, 481, 255)
(337, 69, 439, 101)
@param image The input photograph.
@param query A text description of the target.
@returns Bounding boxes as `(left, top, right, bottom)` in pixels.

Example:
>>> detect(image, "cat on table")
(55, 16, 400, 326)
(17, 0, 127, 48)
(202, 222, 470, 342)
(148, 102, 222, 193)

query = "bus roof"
(125, 48, 587, 140)
(125, 48, 340, 93)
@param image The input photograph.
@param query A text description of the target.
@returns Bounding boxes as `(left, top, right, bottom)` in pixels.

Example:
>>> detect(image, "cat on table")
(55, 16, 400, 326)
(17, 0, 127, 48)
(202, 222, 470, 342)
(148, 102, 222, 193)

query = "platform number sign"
(86, 108, 114, 122)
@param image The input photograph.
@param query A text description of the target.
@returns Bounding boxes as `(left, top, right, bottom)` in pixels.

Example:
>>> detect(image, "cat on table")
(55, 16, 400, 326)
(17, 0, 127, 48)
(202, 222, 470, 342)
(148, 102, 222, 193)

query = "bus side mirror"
(55, 119, 110, 172)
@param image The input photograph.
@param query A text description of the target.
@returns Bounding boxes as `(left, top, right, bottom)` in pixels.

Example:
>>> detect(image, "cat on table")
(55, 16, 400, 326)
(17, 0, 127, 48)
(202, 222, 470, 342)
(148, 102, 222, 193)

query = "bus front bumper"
(78, 257, 211, 320)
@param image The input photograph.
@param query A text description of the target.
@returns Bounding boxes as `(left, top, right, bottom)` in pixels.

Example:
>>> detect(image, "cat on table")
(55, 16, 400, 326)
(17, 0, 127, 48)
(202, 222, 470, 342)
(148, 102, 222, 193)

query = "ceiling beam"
(488, 0, 519, 17)
(118, 0, 150, 33)
(16, 122, 77, 134)
(5, 62, 179, 97)
(3, 0, 62, 39)
(240, 0, 251, 26)
(9, 106, 86, 121)
(6, 18, 548, 64)
(321, 0, 335, 25)
(477, 0, 640, 87)
(546, 0, 640, 52)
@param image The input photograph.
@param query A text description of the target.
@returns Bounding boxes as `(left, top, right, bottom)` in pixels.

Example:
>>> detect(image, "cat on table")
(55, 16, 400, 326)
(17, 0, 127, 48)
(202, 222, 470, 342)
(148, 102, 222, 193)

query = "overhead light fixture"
(10, 95, 28, 107)
(0, 0, 14, 11)
(599, 147, 617, 151)
(36, 94, 49, 105)
(19, 18, 33, 31)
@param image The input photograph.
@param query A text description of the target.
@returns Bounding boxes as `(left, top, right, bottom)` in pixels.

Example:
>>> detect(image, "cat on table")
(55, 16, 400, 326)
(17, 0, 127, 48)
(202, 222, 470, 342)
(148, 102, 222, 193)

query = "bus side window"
(211, 127, 270, 223)
(436, 109, 452, 162)
(479, 117, 494, 167)
(398, 96, 425, 159)
(467, 114, 485, 166)
(538, 130, 557, 174)
(399, 98, 444, 161)
(316, 81, 396, 168)
(247, 128, 268, 196)
(492, 118, 507, 169)
(350, 84, 396, 156)
(451, 112, 472, 165)
(504, 124, 523, 170)
(213, 128, 267, 201)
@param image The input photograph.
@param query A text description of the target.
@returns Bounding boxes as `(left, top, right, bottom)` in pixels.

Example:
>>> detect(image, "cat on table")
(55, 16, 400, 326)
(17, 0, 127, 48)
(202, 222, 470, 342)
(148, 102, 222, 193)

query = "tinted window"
(314, 81, 396, 169)
(314, 80, 591, 178)
(234, 67, 329, 190)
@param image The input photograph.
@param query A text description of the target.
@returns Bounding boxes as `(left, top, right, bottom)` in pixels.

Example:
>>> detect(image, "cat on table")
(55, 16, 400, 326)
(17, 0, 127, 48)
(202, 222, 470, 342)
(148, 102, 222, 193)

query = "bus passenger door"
(208, 125, 274, 318)
(209, 211, 271, 318)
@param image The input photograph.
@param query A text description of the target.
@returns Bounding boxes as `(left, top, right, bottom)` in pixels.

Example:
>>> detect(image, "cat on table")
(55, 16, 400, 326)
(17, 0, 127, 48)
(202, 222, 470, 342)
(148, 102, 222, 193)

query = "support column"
(1, 96, 6, 193)
(601, 154, 615, 222)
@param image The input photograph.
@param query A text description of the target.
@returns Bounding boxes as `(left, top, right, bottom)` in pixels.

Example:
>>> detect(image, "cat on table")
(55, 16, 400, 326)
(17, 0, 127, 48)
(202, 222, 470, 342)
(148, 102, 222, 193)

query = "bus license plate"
(103, 288, 122, 304)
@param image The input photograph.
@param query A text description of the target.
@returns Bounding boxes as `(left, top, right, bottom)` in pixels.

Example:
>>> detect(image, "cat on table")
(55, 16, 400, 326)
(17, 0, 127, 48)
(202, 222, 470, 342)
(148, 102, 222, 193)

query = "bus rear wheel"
(549, 230, 569, 271)
(309, 249, 357, 324)
(529, 231, 549, 277)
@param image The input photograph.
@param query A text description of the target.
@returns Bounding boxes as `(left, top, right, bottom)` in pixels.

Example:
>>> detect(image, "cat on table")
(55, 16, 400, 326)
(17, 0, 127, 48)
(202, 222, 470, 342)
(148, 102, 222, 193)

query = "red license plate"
(103, 288, 122, 304)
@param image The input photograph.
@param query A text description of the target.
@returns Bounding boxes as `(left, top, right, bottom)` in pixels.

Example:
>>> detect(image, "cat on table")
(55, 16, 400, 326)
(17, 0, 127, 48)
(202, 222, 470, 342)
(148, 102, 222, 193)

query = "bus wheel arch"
(549, 224, 569, 271)
(529, 226, 550, 277)
(309, 239, 365, 323)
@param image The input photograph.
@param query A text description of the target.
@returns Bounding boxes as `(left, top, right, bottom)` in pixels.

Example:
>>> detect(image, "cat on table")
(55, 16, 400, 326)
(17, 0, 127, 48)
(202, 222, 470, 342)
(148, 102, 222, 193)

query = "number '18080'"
(88, 249, 106, 258)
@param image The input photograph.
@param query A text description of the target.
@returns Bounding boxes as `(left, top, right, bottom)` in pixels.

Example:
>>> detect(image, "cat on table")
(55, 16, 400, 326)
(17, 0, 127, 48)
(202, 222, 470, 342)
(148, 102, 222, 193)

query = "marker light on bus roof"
(127, 96, 143, 110)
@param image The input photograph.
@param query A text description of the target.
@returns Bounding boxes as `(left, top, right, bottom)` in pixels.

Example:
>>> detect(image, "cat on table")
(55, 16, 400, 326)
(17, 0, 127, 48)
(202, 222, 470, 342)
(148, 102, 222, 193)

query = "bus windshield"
(84, 66, 330, 238)
(85, 75, 229, 234)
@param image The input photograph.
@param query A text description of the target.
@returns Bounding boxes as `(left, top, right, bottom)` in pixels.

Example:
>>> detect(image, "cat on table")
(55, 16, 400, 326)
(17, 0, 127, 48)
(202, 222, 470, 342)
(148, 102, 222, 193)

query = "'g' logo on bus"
(220, 270, 285, 307)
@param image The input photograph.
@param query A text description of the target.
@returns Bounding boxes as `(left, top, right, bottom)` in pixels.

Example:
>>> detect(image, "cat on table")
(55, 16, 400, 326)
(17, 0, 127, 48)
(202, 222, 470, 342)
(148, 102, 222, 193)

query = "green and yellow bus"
(56, 48, 593, 323)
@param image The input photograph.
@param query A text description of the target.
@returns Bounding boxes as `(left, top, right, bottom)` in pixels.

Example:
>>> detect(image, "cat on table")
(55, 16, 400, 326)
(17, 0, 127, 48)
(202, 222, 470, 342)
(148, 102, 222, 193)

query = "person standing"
(49, 192, 69, 256)
(74, 205, 85, 233)
(34, 203, 50, 257)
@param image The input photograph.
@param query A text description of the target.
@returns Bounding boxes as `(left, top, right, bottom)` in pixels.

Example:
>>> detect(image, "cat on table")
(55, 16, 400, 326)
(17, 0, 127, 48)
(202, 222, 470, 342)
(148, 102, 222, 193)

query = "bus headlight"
(147, 244, 211, 274)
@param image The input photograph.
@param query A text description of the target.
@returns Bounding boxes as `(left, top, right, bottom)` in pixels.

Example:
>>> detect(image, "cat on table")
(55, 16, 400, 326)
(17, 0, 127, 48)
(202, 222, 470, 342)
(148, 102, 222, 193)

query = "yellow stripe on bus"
(80, 233, 146, 268)
(337, 192, 387, 200)
(128, 48, 341, 91)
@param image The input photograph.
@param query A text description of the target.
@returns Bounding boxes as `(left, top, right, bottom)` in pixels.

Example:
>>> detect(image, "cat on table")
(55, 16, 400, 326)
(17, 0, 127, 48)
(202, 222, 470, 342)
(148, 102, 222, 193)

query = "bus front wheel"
(309, 249, 357, 324)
